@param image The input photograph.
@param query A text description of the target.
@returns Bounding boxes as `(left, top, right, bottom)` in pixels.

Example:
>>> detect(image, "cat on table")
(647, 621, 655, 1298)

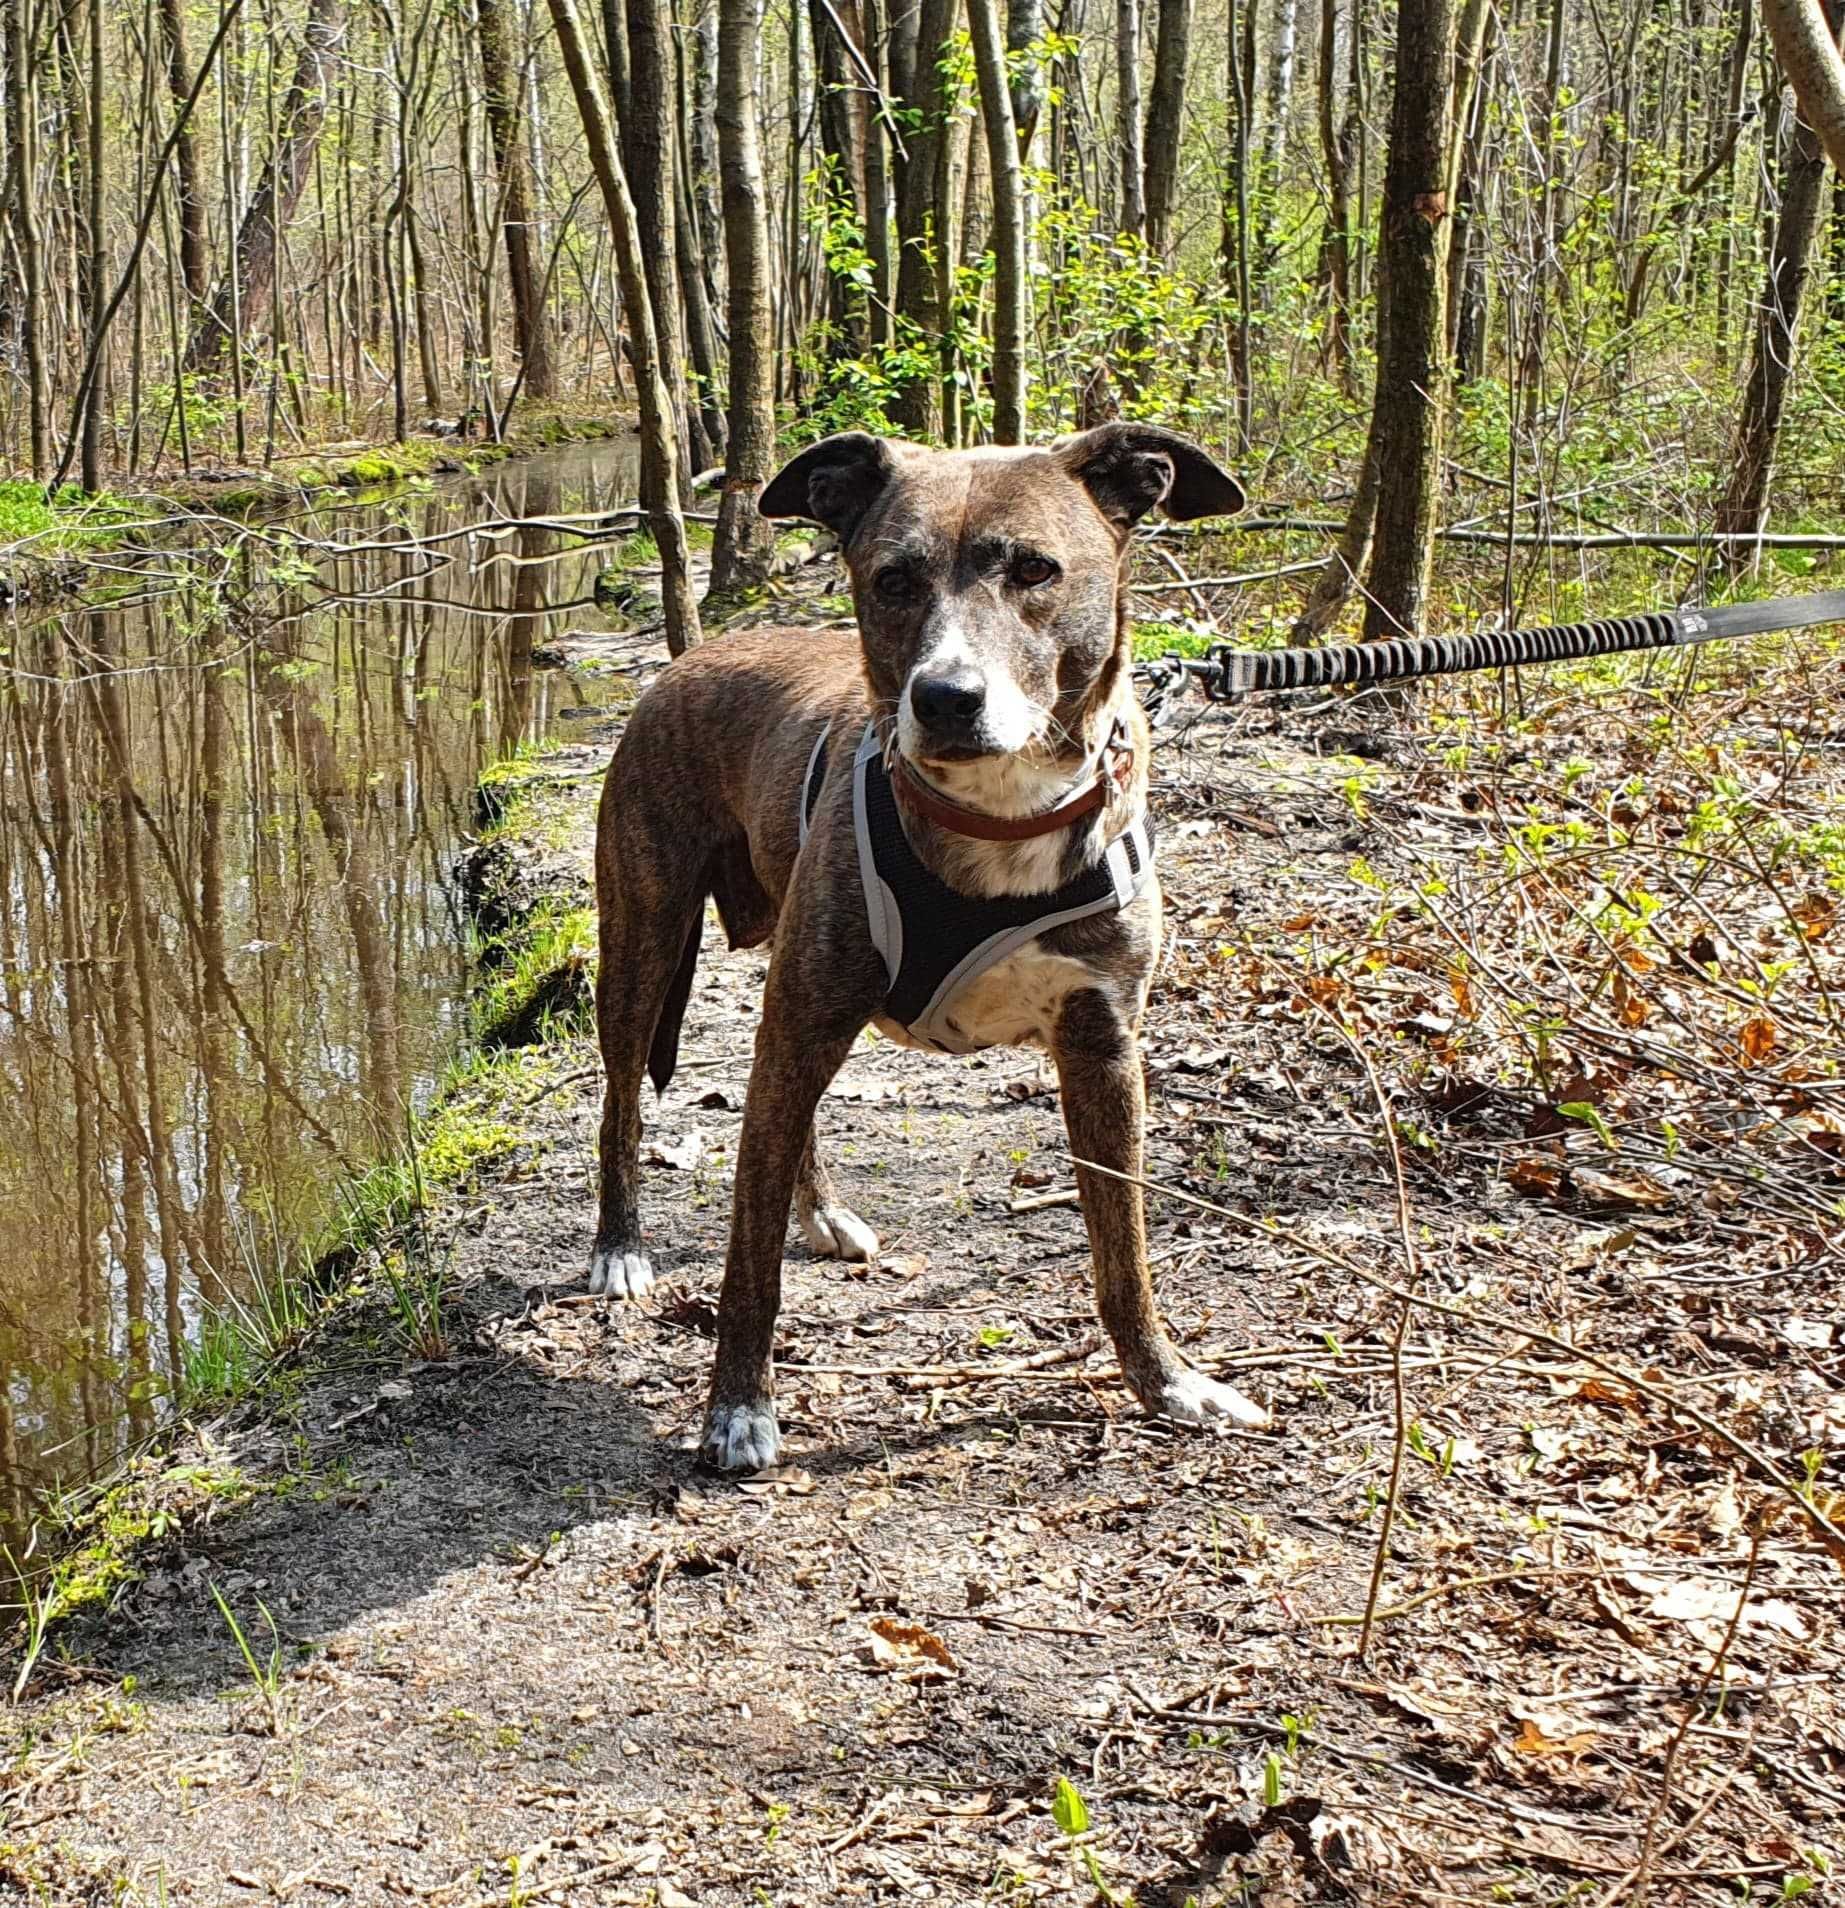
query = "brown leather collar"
(888, 721, 1135, 843)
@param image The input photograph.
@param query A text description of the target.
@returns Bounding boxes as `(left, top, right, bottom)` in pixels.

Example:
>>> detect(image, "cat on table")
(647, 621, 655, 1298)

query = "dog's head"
(759, 426, 1243, 770)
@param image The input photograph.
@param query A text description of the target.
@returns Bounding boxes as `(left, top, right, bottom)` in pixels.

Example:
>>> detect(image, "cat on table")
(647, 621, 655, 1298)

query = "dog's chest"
(874, 944, 1104, 1054)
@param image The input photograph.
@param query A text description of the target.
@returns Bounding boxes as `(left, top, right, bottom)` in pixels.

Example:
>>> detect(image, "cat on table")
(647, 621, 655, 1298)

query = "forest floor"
(4, 564, 1845, 1906)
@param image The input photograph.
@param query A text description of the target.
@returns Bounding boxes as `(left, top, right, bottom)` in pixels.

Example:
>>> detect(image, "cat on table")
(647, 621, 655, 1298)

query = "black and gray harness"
(800, 723, 1155, 1054)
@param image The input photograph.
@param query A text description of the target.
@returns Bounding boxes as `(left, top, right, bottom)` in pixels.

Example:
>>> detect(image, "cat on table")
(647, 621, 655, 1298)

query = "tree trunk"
(1762, 0, 1845, 173)
(1315, 0, 1358, 387)
(155, 0, 208, 303)
(862, 0, 895, 340)
(674, 111, 728, 461)
(1009, 0, 1044, 153)
(1715, 43, 1836, 560)
(186, 0, 345, 376)
(1142, 0, 1192, 258)
(546, 0, 702, 651)
(1830, 169, 1845, 319)
(890, 0, 962, 436)
(1361, 0, 1458, 643)
(623, 0, 704, 471)
(970, 0, 1028, 437)
(688, 0, 726, 310)
(475, 0, 555, 401)
(80, 0, 103, 492)
(809, 0, 871, 353)
(1221, 0, 1254, 444)
(710, 0, 778, 595)
(1253, 0, 1301, 292)
(6, 0, 50, 476)
(1117, 0, 1146, 236)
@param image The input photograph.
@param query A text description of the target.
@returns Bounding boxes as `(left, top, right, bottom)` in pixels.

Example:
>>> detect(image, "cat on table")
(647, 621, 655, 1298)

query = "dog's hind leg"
(793, 1127, 880, 1264)
(589, 799, 709, 1302)
(1053, 988, 1270, 1431)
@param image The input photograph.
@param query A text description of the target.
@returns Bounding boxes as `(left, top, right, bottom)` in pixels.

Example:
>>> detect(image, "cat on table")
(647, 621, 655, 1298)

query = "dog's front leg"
(702, 972, 867, 1471)
(1053, 989, 1270, 1431)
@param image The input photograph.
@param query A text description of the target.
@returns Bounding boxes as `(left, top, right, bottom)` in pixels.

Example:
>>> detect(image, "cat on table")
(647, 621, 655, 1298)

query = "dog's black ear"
(758, 433, 894, 541)
(1055, 423, 1246, 529)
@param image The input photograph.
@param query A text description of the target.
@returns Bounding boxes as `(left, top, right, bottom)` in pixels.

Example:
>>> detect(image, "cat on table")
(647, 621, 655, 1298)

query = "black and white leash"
(1135, 588, 1845, 706)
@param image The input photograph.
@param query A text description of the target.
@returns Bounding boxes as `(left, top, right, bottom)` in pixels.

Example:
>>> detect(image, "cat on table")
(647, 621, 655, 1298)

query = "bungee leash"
(1136, 588, 1845, 704)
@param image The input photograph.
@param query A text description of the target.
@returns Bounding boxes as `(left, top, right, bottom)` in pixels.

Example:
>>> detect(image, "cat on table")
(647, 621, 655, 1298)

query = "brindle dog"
(589, 424, 1265, 1470)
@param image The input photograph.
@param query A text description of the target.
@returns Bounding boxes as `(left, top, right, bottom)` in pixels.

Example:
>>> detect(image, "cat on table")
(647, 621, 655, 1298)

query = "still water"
(0, 436, 640, 1523)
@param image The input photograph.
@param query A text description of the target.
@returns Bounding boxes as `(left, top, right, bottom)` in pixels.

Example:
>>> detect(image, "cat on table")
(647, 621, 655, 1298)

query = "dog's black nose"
(909, 668, 987, 731)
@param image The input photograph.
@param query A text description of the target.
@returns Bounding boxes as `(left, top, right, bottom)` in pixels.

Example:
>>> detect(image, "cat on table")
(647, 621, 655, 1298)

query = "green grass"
(0, 479, 138, 553)
(472, 902, 596, 1050)
(1131, 618, 1217, 661)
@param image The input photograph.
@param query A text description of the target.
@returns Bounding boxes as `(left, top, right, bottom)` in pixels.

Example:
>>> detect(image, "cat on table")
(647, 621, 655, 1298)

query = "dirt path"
(6, 671, 1842, 1906)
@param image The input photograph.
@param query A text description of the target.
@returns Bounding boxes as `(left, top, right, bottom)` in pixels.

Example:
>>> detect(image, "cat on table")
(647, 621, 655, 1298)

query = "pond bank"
(0, 404, 635, 604)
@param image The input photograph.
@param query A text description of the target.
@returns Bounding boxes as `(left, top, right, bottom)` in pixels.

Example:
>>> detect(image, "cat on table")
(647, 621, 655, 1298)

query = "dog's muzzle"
(907, 666, 987, 750)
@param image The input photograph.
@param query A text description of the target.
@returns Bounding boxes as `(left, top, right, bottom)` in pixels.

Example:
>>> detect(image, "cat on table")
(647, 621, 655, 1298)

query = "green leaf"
(1263, 1751, 1283, 1807)
(1051, 1776, 1089, 1837)
(1558, 1101, 1618, 1150)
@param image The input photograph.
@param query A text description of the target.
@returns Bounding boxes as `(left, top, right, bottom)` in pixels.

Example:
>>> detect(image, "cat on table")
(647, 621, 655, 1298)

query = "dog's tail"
(647, 914, 701, 1095)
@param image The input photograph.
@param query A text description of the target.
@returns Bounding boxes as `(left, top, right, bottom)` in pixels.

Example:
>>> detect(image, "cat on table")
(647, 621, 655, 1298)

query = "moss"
(472, 902, 596, 1050)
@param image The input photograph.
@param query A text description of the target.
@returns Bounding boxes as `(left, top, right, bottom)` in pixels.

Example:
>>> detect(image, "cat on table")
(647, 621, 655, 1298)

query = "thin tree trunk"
(79, 0, 105, 491)
(155, 0, 208, 302)
(1253, 0, 1301, 291)
(185, 0, 345, 375)
(1009, 0, 1044, 152)
(1142, 0, 1192, 259)
(6, 0, 50, 476)
(1715, 36, 1836, 561)
(476, 0, 555, 400)
(969, 0, 1028, 438)
(890, 0, 961, 436)
(674, 28, 726, 458)
(544, 0, 701, 650)
(863, 0, 895, 340)
(711, 0, 778, 592)
(623, 0, 703, 472)
(1361, 0, 1459, 643)
(1221, 0, 1253, 445)
(1117, 0, 1145, 236)
(1316, 0, 1357, 388)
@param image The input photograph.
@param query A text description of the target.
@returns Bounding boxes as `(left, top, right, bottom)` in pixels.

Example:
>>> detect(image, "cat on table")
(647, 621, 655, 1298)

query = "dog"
(588, 423, 1268, 1470)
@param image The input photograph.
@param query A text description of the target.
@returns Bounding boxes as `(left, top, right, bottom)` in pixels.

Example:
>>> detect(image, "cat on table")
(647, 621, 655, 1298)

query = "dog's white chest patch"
(933, 945, 1103, 1052)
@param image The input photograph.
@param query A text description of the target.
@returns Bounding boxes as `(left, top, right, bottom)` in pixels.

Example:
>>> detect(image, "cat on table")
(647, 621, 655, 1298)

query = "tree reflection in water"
(0, 439, 636, 1532)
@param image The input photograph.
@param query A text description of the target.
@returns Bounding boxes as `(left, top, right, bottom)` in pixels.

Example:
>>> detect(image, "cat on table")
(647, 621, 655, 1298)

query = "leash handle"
(1187, 588, 1845, 700)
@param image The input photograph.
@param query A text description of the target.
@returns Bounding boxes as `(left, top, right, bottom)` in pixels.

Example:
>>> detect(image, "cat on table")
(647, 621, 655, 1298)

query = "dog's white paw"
(588, 1245, 654, 1300)
(800, 1203, 881, 1264)
(700, 1400, 781, 1472)
(1147, 1365, 1271, 1431)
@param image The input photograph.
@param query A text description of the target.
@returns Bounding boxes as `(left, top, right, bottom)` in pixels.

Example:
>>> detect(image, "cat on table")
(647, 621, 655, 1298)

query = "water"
(0, 437, 641, 1522)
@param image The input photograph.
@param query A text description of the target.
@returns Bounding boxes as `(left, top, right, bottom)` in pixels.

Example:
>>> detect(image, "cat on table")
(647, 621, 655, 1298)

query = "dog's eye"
(874, 566, 916, 602)
(1013, 554, 1059, 588)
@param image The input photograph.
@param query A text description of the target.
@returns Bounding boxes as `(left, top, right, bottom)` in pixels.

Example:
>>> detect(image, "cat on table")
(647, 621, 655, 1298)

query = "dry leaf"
(1575, 1377, 1642, 1413)
(1740, 1017, 1778, 1064)
(1790, 893, 1835, 941)
(1512, 1714, 1598, 1757)
(1573, 1167, 1673, 1211)
(735, 1465, 815, 1498)
(1509, 1158, 1562, 1199)
(867, 1617, 959, 1679)
(1612, 969, 1652, 1028)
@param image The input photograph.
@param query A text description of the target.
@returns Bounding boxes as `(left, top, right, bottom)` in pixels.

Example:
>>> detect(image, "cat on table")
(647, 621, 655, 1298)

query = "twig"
(1060, 1157, 1845, 1561)
(1619, 1527, 1766, 1908)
